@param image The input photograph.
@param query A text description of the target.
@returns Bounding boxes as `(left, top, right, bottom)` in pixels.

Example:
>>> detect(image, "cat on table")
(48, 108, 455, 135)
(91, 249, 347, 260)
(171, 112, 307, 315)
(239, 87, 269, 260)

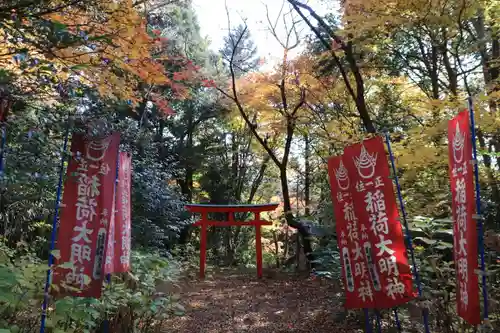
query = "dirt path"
(164, 270, 362, 333)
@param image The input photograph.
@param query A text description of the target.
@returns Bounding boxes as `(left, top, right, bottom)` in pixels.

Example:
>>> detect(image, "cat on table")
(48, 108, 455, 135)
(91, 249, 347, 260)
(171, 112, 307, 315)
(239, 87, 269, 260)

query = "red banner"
(105, 152, 132, 274)
(448, 110, 480, 325)
(342, 136, 415, 308)
(53, 133, 120, 298)
(328, 155, 375, 309)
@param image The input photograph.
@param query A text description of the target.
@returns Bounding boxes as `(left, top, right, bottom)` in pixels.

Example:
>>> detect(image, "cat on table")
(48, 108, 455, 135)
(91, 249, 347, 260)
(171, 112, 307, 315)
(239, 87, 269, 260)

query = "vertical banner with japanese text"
(343, 136, 415, 308)
(328, 156, 375, 308)
(105, 152, 132, 274)
(448, 110, 480, 325)
(53, 133, 120, 298)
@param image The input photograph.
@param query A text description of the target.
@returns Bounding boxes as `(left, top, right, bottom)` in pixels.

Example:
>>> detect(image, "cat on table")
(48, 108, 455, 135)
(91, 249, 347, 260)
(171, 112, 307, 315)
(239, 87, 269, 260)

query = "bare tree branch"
(287, 0, 376, 133)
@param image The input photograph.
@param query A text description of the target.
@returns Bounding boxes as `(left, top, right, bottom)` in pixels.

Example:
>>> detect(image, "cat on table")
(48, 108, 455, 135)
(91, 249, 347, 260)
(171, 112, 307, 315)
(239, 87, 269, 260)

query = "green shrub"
(310, 238, 341, 280)
(0, 242, 184, 333)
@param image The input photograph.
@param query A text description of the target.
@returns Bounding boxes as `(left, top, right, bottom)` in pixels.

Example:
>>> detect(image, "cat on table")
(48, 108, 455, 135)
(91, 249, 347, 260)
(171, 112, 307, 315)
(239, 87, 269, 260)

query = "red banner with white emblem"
(105, 152, 132, 274)
(328, 155, 375, 309)
(53, 133, 120, 298)
(448, 110, 480, 325)
(342, 136, 415, 308)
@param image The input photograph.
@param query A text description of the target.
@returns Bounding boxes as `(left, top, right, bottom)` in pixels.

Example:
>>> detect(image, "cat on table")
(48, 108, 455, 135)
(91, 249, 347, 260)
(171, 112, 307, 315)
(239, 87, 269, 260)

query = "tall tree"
(220, 23, 260, 78)
(215, 3, 322, 265)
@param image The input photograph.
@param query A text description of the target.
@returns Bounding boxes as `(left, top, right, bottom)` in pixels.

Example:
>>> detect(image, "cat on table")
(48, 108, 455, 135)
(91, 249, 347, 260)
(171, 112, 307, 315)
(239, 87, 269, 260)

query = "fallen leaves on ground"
(163, 269, 364, 333)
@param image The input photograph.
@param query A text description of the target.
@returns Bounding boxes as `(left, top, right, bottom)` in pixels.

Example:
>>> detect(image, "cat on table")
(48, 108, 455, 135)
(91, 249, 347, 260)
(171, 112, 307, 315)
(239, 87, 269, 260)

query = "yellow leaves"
(397, 144, 445, 169)
(487, 89, 500, 101)
(342, 0, 479, 43)
(227, 54, 368, 149)
(475, 108, 500, 133)
(2, 0, 185, 106)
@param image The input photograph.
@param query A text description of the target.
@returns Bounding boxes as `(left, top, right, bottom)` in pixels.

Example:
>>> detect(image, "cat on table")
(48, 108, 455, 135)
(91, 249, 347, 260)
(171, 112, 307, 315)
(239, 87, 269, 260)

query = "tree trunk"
(344, 43, 376, 133)
(287, 0, 376, 133)
(280, 168, 315, 268)
(223, 20, 315, 269)
(184, 111, 194, 202)
(231, 131, 239, 200)
(477, 130, 500, 224)
(296, 177, 300, 216)
(440, 40, 457, 96)
(430, 45, 440, 101)
(248, 156, 270, 203)
(283, 224, 289, 266)
(304, 134, 311, 216)
(470, 14, 500, 223)
(272, 230, 280, 267)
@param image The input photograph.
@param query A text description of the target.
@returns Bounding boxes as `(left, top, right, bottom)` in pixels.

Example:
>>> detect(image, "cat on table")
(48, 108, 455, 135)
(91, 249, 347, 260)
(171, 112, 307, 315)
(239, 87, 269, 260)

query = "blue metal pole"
(103, 270, 111, 333)
(103, 272, 111, 333)
(468, 97, 488, 322)
(0, 124, 7, 176)
(375, 311, 382, 333)
(40, 118, 71, 333)
(103, 152, 120, 333)
(106, 157, 120, 282)
(385, 133, 431, 333)
(393, 308, 402, 332)
(364, 309, 373, 333)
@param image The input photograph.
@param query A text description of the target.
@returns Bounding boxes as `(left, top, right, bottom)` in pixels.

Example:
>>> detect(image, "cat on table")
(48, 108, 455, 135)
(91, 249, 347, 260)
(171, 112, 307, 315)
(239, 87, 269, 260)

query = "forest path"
(163, 269, 361, 333)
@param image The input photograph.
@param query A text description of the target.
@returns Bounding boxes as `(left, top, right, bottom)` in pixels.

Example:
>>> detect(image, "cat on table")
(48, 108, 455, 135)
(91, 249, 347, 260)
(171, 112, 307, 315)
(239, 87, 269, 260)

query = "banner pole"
(363, 309, 373, 333)
(40, 117, 71, 333)
(104, 274, 111, 333)
(393, 308, 402, 332)
(467, 97, 489, 323)
(0, 124, 6, 176)
(104, 152, 120, 333)
(375, 310, 382, 333)
(384, 133, 431, 333)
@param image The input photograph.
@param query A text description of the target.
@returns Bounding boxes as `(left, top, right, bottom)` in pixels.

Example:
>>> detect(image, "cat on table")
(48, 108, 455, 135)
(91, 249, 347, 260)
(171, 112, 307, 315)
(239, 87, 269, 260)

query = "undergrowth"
(0, 241, 184, 333)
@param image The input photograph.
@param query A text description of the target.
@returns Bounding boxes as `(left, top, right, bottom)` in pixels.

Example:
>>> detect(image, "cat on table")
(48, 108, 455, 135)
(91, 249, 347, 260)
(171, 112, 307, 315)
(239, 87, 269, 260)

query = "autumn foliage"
(0, 0, 200, 114)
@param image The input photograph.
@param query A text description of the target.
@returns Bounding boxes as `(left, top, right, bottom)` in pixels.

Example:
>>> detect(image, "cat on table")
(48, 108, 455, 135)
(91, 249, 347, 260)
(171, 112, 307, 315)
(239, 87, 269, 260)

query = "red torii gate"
(185, 203, 279, 279)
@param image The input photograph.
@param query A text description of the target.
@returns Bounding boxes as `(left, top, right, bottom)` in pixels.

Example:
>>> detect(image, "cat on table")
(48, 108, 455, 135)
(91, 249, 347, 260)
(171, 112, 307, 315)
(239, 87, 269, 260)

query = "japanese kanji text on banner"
(104, 152, 132, 274)
(328, 156, 375, 308)
(53, 133, 120, 298)
(448, 110, 480, 325)
(343, 137, 415, 308)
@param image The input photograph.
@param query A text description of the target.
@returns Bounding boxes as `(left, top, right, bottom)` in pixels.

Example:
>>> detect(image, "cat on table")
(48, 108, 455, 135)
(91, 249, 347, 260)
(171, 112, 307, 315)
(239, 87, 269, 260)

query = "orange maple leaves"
(151, 93, 175, 115)
(2, 0, 200, 115)
(43, 1, 172, 90)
